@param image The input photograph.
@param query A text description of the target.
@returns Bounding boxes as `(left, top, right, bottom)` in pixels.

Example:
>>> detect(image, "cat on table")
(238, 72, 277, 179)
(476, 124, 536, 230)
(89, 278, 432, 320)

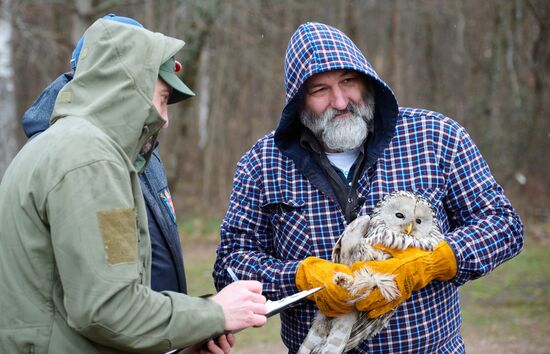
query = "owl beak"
(404, 222, 414, 235)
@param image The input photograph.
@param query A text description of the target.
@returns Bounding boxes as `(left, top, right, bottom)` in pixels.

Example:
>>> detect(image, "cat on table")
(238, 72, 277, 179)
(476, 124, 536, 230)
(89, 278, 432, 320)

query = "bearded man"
(213, 22, 523, 353)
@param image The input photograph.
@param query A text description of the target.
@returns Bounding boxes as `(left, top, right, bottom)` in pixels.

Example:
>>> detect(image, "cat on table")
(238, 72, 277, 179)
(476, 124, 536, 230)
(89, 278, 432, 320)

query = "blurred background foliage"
(1, 0, 548, 228)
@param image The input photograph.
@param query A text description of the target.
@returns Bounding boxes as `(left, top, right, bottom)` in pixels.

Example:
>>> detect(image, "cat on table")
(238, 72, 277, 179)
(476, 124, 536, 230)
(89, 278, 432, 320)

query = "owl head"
(369, 191, 442, 249)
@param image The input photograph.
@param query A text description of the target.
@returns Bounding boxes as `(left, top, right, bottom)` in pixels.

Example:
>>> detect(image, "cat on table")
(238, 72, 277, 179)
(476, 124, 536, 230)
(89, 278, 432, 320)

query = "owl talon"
(352, 267, 400, 302)
(333, 272, 354, 289)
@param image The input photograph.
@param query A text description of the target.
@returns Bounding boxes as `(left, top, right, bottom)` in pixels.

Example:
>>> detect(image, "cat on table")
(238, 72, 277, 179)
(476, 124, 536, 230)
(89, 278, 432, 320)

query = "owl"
(297, 191, 443, 354)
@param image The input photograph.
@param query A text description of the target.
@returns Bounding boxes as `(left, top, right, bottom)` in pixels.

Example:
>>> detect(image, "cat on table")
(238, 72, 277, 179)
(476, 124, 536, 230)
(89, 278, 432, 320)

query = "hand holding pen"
(166, 268, 265, 354)
(208, 268, 267, 332)
(225, 267, 323, 318)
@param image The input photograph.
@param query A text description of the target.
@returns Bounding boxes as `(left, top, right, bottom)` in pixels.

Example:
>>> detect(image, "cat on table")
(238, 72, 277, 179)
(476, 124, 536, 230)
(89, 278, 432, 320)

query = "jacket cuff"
(433, 241, 458, 281)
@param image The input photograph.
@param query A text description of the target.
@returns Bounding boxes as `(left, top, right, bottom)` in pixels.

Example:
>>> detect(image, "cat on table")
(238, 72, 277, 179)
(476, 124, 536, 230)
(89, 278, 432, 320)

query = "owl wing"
(332, 215, 371, 264)
(332, 234, 343, 263)
(344, 311, 395, 352)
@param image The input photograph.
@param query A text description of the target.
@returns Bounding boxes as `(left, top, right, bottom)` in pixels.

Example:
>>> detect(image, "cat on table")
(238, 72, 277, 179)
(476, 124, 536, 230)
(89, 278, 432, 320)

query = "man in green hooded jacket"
(0, 18, 266, 354)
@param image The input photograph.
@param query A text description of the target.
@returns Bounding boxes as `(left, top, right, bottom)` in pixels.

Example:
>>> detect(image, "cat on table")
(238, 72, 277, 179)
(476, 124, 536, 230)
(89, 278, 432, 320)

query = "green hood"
(51, 19, 184, 171)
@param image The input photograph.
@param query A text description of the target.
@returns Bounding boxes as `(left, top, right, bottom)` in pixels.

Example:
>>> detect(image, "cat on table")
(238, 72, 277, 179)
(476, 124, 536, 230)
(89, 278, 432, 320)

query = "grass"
(180, 218, 550, 352)
(459, 238, 550, 349)
(179, 214, 222, 241)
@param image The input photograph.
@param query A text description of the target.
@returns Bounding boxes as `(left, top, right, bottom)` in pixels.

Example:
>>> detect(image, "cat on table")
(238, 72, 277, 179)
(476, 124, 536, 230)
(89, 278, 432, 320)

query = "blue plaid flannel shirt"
(213, 22, 523, 353)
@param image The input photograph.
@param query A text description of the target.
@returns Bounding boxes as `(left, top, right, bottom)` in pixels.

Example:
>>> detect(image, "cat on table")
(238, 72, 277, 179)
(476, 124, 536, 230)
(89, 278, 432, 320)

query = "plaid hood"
(284, 22, 380, 102)
(275, 22, 399, 170)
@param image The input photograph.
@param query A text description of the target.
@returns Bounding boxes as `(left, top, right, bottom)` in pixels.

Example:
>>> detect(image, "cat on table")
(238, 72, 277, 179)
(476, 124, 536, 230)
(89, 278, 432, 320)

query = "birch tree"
(0, 0, 19, 178)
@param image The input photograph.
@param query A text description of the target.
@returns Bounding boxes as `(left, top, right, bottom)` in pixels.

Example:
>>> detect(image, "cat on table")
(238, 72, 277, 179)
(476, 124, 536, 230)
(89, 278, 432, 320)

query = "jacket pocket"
(263, 199, 311, 260)
(0, 327, 48, 354)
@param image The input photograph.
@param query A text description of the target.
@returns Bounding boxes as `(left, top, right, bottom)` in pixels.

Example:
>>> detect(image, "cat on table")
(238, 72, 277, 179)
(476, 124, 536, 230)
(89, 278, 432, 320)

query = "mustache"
(324, 101, 366, 120)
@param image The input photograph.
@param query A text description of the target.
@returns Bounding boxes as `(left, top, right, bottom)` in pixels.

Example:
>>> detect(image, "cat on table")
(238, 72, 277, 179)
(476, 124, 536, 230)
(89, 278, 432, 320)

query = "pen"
(227, 267, 239, 282)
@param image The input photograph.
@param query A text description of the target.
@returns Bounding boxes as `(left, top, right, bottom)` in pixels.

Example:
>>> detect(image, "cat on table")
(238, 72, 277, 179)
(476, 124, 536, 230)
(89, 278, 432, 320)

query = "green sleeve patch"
(97, 208, 138, 264)
(57, 90, 72, 103)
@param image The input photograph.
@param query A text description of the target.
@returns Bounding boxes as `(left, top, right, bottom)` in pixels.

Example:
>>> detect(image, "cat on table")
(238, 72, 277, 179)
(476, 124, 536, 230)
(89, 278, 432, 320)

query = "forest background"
(1, 0, 549, 219)
(0, 1, 548, 353)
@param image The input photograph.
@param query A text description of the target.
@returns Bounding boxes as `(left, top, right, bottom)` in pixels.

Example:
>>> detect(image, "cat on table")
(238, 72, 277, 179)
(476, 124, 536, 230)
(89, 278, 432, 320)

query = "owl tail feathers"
(350, 267, 400, 302)
(297, 313, 331, 354)
(298, 312, 356, 354)
(320, 313, 357, 354)
(296, 333, 323, 354)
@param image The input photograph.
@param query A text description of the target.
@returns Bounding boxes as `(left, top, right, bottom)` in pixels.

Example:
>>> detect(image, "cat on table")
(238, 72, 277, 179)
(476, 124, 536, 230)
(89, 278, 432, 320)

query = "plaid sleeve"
(213, 150, 301, 300)
(442, 123, 524, 286)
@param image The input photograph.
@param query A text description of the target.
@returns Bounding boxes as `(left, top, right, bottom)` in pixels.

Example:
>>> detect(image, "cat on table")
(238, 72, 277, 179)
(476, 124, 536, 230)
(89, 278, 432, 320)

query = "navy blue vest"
(140, 148, 187, 294)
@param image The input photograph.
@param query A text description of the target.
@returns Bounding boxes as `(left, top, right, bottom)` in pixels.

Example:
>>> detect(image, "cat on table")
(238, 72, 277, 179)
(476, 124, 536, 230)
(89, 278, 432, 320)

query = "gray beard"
(300, 97, 375, 152)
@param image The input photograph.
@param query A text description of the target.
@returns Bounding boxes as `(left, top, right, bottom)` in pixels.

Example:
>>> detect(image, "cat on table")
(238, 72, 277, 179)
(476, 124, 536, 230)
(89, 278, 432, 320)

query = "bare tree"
(0, 0, 19, 178)
(4, 0, 549, 216)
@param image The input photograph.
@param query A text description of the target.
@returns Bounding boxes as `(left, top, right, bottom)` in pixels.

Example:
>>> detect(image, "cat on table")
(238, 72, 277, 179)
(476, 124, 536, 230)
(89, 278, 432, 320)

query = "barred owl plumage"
(297, 191, 443, 354)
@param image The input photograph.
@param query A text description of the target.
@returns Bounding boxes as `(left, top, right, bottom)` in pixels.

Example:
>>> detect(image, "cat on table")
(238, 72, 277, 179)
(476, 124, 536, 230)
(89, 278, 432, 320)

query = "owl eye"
(395, 213, 405, 219)
(416, 219, 422, 224)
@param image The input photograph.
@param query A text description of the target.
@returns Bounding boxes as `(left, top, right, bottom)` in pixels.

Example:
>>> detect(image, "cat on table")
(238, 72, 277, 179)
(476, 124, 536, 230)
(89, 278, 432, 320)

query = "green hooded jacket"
(0, 19, 224, 353)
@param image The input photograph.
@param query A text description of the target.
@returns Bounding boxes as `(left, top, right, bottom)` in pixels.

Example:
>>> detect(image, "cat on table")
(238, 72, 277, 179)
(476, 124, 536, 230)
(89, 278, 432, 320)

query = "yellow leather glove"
(354, 241, 457, 318)
(296, 257, 355, 317)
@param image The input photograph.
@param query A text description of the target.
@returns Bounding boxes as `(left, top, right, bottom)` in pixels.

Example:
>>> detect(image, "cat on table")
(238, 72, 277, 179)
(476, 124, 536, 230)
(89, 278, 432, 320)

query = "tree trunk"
(0, 0, 20, 178)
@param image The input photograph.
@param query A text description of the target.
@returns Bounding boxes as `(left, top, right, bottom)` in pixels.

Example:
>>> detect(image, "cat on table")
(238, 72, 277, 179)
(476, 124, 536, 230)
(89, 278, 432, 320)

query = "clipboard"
(266, 286, 323, 317)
